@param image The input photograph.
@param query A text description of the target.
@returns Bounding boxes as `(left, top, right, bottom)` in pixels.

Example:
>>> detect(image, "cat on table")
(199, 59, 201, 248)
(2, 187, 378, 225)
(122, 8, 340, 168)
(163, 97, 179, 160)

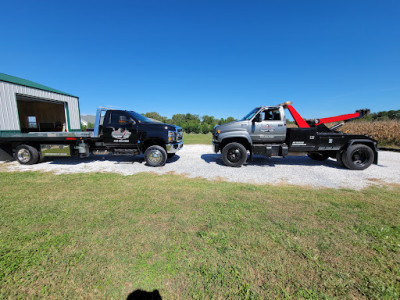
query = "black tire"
(14, 145, 39, 165)
(307, 152, 329, 161)
(221, 142, 247, 167)
(335, 150, 345, 168)
(342, 144, 374, 170)
(167, 153, 175, 159)
(144, 145, 167, 167)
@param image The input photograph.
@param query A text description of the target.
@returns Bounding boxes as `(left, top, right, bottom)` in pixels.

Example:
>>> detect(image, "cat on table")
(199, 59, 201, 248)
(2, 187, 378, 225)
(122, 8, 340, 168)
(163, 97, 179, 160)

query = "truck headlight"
(168, 131, 176, 142)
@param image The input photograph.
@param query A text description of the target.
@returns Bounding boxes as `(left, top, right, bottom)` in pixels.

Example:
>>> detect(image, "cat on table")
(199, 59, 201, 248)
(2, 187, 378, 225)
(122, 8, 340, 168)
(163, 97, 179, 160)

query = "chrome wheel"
(147, 149, 163, 165)
(144, 145, 167, 167)
(17, 149, 31, 163)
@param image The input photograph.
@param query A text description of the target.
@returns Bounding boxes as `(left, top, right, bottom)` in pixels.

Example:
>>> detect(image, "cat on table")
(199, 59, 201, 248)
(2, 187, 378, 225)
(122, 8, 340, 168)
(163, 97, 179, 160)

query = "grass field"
(0, 172, 399, 299)
(183, 133, 212, 145)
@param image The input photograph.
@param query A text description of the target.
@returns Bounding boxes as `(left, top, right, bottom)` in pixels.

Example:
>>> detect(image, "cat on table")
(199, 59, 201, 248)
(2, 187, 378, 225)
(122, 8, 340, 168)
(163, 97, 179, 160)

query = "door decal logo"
(111, 128, 131, 140)
(261, 124, 274, 132)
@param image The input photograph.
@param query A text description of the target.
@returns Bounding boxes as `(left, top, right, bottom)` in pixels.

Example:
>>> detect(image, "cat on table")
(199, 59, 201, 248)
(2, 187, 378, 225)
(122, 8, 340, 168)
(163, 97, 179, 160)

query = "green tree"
(201, 115, 216, 126)
(200, 123, 210, 134)
(218, 117, 236, 125)
(143, 112, 167, 123)
(225, 117, 236, 123)
(171, 114, 186, 126)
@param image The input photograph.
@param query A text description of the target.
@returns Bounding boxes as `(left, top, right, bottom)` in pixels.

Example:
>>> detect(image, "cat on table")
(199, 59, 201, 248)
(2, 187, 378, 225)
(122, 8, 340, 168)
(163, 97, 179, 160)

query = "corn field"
(341, 121, 400, 147)
(288, 121, 400, 147)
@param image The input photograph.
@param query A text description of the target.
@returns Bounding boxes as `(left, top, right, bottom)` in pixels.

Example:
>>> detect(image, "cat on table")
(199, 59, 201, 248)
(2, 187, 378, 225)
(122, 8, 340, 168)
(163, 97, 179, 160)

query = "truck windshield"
(128, 111, 154, 123)
(241, 107, 260, 120)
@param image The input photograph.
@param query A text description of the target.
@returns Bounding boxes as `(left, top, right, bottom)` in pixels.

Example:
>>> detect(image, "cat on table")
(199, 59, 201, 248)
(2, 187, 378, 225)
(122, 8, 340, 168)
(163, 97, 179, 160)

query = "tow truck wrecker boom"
(280, 101, 369, 128)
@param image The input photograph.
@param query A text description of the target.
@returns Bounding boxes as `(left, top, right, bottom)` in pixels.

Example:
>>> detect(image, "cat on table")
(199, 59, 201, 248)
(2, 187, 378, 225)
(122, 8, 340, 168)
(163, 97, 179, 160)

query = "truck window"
(107, 111, 130, 125)
(264, 109, 281, 121)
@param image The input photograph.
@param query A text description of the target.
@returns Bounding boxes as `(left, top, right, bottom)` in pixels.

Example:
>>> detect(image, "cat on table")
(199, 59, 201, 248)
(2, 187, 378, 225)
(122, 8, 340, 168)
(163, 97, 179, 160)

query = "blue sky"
(1, 0, 399, 119)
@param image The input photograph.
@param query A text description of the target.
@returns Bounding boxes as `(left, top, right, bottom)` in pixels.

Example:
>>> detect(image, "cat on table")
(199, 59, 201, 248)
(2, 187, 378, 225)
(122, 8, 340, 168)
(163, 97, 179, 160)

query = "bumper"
(212, 141, 220, 153)
(166, 141, 183, 153)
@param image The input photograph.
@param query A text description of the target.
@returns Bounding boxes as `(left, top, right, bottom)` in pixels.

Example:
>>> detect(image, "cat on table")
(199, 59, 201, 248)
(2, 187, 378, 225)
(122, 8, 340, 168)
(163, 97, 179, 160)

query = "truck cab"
(212, 106, 287, 152)
(213, 103, 378, 170)
(246, 106, 286, 143)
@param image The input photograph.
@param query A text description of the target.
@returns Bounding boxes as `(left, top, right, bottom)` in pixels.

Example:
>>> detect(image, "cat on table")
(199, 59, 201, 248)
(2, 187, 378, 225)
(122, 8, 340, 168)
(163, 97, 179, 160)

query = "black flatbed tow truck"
(0, 107, 183, 167)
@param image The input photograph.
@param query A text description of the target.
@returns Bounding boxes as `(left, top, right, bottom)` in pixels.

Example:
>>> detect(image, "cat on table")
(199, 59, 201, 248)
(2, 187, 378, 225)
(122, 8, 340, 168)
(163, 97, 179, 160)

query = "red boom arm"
(286, 104, 310, 128)
(315, 112, 360, 126)
(280, 102, 368, 128)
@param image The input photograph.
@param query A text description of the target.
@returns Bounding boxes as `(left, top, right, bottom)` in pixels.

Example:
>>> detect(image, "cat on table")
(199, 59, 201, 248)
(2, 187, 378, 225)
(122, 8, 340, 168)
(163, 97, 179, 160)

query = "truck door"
(102, 111, 138, 147)
(250, 107, 286, 143)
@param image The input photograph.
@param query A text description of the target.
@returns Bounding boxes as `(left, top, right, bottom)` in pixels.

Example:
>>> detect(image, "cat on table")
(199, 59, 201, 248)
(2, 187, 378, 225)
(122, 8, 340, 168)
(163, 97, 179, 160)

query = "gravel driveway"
(2, 145, 400, 189)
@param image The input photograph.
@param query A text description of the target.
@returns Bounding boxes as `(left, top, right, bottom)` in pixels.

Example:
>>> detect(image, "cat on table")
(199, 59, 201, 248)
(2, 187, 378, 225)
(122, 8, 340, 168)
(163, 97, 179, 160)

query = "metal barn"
(0, 73, 81, 136)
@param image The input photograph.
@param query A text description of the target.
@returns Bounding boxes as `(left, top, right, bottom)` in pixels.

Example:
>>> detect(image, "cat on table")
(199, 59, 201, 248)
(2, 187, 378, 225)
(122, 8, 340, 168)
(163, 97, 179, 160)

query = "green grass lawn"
(0, 172, 399, 299)
(183, 133, 212, 144)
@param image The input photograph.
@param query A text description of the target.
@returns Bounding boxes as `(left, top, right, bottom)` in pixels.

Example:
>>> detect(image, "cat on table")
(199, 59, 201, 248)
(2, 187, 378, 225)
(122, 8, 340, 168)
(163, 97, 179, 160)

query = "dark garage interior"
(17, 95, 67, 132)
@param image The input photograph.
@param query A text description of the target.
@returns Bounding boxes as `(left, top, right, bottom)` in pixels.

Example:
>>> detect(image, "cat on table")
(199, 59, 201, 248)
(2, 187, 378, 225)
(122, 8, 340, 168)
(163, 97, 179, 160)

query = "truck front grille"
(177, 129, 183, 141)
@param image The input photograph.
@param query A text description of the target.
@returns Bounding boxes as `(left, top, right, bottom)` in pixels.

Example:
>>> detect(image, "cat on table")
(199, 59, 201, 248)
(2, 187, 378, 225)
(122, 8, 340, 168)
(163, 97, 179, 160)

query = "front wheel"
(14, 145, 39, 165)
(221, 142, 247, 167)
(144, 145, 167, 167)
(342, 144, 374, 170)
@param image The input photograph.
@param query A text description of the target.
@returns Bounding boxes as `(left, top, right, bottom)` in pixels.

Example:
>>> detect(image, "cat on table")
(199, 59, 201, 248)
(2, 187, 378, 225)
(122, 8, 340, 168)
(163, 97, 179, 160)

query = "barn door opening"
(16, 95, 67, 132)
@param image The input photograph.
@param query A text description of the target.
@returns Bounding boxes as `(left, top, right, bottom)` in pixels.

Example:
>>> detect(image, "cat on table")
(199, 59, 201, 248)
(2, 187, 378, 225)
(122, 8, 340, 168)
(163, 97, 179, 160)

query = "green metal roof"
(0, 72, 77, 98)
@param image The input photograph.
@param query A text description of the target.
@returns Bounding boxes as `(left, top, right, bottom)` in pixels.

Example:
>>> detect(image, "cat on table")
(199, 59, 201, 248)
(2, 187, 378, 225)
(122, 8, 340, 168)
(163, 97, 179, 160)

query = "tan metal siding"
(0, 81, 80, 131)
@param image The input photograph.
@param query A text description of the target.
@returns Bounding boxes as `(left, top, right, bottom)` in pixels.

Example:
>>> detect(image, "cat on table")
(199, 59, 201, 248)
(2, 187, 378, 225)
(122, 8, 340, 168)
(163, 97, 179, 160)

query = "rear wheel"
(222, 142, 247, 167)
(342, 144, 374, 170)
(14, 145, 39, 165)
(307, 152, 329, 161)
(144, 145, 167, 167)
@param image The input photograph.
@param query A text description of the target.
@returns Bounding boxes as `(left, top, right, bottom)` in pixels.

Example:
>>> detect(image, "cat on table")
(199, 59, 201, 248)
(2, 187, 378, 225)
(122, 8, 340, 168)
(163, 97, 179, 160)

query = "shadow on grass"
(127, 289, 162, 300)
(44, 154, 180, 166)
(201, 153, 346, 169)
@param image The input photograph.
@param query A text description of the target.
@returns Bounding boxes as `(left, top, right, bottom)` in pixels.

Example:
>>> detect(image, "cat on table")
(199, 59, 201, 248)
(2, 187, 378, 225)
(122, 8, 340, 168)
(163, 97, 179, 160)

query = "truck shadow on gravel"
(44, 154, 181, 165)
(201, 154, 344, 169)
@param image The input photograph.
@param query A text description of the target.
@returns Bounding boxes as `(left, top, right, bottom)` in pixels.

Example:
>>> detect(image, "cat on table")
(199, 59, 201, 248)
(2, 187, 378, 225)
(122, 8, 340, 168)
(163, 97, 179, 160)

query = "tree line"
(143, 112, 236, 134)
(359, 109, 400, 121)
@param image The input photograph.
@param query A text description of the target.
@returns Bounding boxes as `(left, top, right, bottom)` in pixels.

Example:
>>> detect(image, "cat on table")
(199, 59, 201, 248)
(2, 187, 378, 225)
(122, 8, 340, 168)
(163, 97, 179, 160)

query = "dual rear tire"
(14, 145, 40, 165)
(340, 144, 374, 170)
(308, 145, 374, 170)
